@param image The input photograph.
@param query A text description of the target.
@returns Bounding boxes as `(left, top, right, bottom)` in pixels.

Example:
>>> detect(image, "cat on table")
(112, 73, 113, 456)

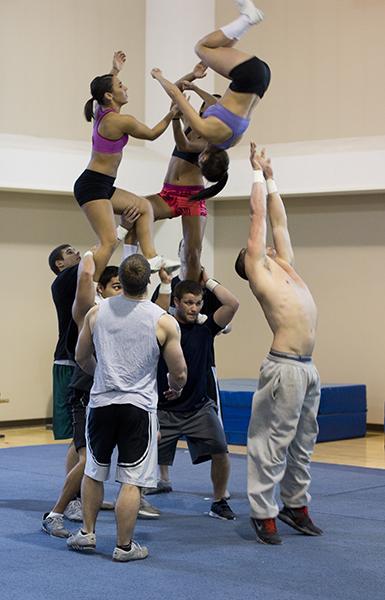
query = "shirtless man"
(235, 144, 322, 545)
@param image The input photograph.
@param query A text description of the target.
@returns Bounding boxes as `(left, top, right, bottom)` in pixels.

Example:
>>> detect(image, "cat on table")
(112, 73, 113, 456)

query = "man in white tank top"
(67, 254, 187, 562)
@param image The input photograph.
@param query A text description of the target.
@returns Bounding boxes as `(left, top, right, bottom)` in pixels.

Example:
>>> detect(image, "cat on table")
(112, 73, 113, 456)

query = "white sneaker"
(67, 529, 96, 552)
(42, 512, 71, 538)
(148, 255, 180, 274)
(63, 498, 82, 522)
(112, 540, 149, 562)
(235, 0, 264, 24)
(197, 314, 208, 325)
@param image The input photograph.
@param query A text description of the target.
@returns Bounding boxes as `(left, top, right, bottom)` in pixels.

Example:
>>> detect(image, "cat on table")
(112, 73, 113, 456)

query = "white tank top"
(89, 295, 165, 412)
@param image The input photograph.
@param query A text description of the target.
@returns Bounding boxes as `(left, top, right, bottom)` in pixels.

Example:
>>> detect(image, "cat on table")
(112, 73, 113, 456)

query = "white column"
(145, 0, 216, 274)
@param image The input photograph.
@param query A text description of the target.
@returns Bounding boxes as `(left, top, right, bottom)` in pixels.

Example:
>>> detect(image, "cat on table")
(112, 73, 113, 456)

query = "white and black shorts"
(85, 403, 157, 487)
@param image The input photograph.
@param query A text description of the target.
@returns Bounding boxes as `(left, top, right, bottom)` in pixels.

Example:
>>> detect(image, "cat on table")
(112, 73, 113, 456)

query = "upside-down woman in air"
(151, 0, 270, 194)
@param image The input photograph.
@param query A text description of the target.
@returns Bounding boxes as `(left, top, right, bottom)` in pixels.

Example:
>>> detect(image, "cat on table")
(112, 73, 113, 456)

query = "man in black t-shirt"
(49, 244, 81, 440)
(157, 276, 239, 520)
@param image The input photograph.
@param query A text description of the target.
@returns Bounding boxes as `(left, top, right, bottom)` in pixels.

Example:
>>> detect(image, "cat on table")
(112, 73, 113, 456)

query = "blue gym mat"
(0, 443, 384, 600)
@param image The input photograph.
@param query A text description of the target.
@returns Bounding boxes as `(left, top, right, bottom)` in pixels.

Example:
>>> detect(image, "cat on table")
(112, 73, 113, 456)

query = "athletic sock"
(117, 543, 132, 551)
(221, 15, 252, 40)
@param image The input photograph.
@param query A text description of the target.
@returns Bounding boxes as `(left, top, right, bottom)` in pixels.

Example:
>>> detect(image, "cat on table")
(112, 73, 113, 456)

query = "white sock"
(47, 511, 63, 518)
(122, 243, 139, 260)
(221, 15, 251, 40)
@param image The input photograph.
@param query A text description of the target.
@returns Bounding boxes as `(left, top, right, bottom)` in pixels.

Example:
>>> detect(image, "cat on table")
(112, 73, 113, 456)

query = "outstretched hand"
(112, 50, 126, 73)
(192, 61, 208, 80)
(151, 67, 163, 80)
(250, 143, 273, 177)
(158, 268, 173, 285)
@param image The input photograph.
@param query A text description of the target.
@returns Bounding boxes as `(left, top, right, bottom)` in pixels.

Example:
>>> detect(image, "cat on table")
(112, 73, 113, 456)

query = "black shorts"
(73, 169, 116, 207)
(229, 56, 271, 98)
(68, 388, 90, 451)
(157, 400, 228, 466)
(85, 403, 158, 486)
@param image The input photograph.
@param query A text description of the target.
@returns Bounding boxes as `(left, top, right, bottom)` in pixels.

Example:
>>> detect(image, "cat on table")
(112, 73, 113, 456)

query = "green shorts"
(52, 364, 75, 440)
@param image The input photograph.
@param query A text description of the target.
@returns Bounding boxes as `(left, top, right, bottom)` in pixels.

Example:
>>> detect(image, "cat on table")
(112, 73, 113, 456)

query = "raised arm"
(244, 143, 268, 277)
(257, 149, 294, 264)
(151, 69, 220, 141)
(172, 118, 206, 153)
(174, 61, 207, 90)
(75, 305, 98, 376)
(109, 50, 126, 76)
(154, 269, 173, 312)
(157, 314, 187, 398)
(200, 269, 239, 329)
(181, 80, 219, 108)
(72, 251, 97, 329)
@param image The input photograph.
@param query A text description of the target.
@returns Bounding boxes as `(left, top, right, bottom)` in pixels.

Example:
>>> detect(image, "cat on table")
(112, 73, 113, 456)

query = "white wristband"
(266, 178, 278, 194)
(83, 250, 93, 258)
(116, 225, 128, 241)
(159, 283, 172, 294)
(253, 169, 265, 184)
(205, 278, 219, 292)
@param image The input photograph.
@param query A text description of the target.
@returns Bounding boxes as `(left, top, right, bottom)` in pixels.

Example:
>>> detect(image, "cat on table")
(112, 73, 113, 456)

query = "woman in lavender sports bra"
(151, 0, 270, 192)
(74, 51, 179, 280)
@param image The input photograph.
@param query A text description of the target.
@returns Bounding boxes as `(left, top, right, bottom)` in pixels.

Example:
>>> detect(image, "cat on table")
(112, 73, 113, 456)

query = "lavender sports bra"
(92, 108, 129, 154)
(202, 104, 250, 150)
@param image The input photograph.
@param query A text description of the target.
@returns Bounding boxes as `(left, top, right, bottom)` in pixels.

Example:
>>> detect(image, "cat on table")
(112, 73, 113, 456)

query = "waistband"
(269, 349, 313, 363)
(161, 183, 204, 194)
(82, 169, 116, 183)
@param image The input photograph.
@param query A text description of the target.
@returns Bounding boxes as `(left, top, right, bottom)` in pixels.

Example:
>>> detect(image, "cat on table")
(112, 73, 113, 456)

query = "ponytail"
(84, 98, 95, 122)
(190, 172, 228, 201)
(83, 74, 113, 122)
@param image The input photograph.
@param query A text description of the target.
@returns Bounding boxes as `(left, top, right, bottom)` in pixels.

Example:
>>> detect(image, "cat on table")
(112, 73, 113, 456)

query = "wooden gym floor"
(0, 426, 384, 469)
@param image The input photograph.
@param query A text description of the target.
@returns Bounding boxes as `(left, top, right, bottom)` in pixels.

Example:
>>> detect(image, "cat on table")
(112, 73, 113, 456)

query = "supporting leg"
(81, 474, 104, 534)
(211, 453, 230, 501)
(115, 483, 141, 547)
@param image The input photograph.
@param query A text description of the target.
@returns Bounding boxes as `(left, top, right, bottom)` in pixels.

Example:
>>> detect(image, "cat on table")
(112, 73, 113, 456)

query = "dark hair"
(118, 254, 151, 296)
(98, 265, 119, 289)
(174, 280, 203, 301)
(84, 74, 114, 122)
(234, 248, 248, 281)
(48, 244, 71, 275)
(190, 147, 229, 201)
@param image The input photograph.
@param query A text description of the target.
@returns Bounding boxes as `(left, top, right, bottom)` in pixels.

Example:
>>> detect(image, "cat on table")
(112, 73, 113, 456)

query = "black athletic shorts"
(157, 400, 228, 466)
(229, 56, 271, 98)
(85, 403, 158, 486)
(73, 169, 116, 207)
(68, 388, 89, 451)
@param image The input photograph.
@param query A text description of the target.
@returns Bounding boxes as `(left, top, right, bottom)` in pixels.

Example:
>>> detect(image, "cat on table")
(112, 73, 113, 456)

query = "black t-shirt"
(157, 314, 222, 413)
(51, 264, 79, 361)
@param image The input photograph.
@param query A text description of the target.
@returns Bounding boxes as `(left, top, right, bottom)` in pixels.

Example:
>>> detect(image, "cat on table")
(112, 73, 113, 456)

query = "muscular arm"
(267, 192, 294, 264)
(201, 271, 239, 329)
(75, 306, 98, 376)
(72, 252, 96, 329)
(157, 314, 187, 391)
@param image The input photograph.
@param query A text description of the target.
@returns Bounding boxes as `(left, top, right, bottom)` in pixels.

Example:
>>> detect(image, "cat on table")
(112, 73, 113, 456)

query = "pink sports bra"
(92, 108, 129, 154)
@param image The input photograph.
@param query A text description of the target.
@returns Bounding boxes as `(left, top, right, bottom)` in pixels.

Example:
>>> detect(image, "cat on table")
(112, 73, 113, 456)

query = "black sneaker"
(278, 506, 323, 536)
(250, 517, 282, 545)
(209, 498, 236, 520)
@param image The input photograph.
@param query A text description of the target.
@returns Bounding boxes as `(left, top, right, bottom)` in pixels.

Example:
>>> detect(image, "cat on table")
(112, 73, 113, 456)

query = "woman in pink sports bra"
(151, 1, 270, 193)
(74, 51, 179, 279)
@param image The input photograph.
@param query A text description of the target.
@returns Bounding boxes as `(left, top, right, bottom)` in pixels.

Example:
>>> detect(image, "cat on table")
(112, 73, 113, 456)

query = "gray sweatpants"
(247, 353, 321, 519)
